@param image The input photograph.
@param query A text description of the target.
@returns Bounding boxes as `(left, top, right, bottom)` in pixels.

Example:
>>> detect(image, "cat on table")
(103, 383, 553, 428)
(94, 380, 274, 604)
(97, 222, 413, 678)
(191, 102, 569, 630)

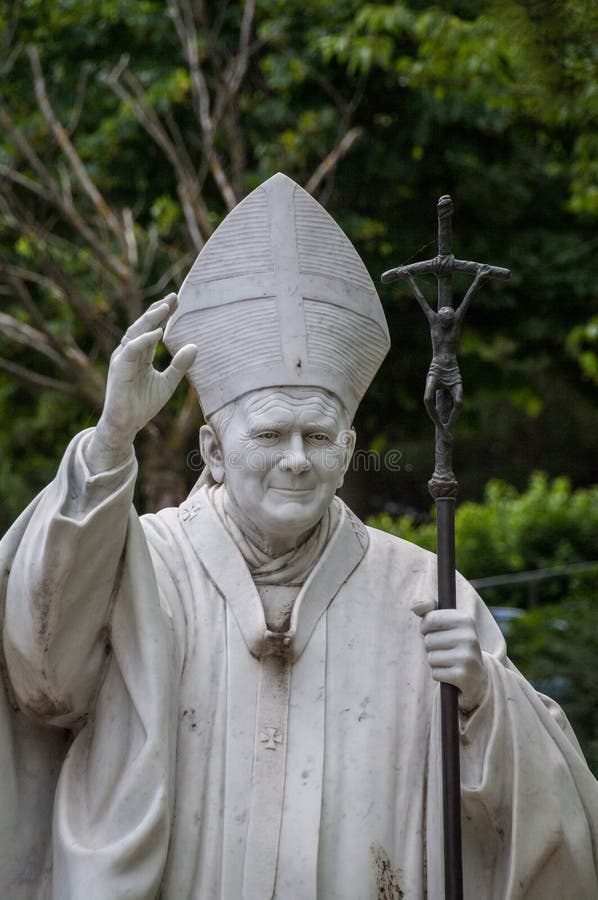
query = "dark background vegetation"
(0, 1, 596, 766)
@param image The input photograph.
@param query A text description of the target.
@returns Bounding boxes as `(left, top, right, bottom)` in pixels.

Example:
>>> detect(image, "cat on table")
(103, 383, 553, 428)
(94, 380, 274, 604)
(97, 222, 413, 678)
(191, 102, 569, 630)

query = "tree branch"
(226, 0, 256, 99)
(27, 44, 124, 242)
(0, 356, 81, 397)
(0, 162, 57, 205)
(1, 271, 66, 353)
(0, 181, 122, 352)
(145, 252, 195, 297)
(0, 0, 22, 78)
(225, 107, 246, 199)
(0, 99, 133, 285)
(0, 99, 61, 198)
(167, 0, 238, 210)
(104, 58, 213, 249)
(305, 127, 363, 195)
(0, 311, 70, 369)
(122, 207, 138, 268)
(66, 61, 92, 135)
(12, 275, 104, 393)
(0, 300, 105, 404)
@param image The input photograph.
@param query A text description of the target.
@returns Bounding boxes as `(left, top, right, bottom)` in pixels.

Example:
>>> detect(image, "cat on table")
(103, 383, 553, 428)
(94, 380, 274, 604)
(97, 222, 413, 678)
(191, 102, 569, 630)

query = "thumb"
(162, 344, 198, 391)
(411, 596, 437, 618)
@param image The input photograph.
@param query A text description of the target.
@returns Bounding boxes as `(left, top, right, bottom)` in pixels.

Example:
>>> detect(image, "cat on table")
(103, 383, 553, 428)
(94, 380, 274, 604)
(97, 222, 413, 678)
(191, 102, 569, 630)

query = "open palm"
(94, 294, 197, 458)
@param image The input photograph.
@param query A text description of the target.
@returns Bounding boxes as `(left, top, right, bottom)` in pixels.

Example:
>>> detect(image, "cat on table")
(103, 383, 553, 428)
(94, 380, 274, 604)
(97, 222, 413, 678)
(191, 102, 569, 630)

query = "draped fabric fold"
(0, 434, 178, 899)
(0, 493, 67, 899)
(1, 431, 598, 899)
(52, 512, 178, 899)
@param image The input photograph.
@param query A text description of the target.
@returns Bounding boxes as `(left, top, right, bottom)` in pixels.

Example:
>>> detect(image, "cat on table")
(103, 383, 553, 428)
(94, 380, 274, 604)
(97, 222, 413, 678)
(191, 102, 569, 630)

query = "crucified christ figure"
(405, 264, 491, 443)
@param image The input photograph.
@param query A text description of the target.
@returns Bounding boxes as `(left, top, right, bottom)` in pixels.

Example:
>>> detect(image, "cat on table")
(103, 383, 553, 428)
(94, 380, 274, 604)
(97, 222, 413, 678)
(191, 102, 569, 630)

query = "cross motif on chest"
(180, 501, 201, 522)
(259, 726, 283, 751)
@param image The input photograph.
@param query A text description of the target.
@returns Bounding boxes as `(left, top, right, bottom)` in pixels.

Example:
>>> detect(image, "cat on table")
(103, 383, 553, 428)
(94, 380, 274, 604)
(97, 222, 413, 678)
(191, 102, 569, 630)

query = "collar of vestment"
(178, 484, 369, 662)
(206, 483, 339, 586)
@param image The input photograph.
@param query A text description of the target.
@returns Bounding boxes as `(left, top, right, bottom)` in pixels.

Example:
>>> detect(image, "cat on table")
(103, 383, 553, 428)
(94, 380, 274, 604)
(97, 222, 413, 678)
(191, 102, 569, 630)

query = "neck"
(223, 488, 316, 557)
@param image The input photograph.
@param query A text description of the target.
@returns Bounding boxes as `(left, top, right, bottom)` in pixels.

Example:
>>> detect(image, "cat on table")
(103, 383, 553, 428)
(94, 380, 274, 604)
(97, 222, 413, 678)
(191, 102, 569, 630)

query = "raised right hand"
(89, 294, 197, 468)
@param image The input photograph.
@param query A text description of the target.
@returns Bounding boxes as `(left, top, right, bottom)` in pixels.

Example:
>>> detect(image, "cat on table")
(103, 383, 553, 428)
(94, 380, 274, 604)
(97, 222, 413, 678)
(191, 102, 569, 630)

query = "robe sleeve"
(450, 574, 598, 899)
(3, 428, 137, 726)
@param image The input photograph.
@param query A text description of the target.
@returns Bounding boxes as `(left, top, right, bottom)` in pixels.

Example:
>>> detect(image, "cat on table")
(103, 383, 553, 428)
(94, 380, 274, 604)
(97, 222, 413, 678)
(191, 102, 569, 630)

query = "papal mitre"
(164, 172, 390, 419)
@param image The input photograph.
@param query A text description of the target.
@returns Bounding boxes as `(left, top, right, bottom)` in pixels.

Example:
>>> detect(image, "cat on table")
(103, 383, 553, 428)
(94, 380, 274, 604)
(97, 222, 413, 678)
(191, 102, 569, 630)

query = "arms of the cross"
(381, 195, 511, 494)
(381, 195, 510, 310)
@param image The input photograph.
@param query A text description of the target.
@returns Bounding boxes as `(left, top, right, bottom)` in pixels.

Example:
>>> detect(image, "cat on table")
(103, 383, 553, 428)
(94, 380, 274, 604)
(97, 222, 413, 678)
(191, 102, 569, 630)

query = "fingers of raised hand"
(169, 343, 198, 374)
(119, 294, 177, 347)
(161, 343, 198, 392)
(119, 327, 163, 363)
(146, 292, 177, 315)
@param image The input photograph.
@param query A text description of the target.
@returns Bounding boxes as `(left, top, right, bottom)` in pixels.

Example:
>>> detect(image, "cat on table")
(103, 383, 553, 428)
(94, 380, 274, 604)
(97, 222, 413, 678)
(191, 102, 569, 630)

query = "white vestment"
(1, 430, 598, 899)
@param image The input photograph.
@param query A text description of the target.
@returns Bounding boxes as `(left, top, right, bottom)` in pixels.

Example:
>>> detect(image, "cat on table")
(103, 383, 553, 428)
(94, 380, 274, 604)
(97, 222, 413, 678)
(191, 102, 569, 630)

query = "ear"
(199, 424, 225, 483)
(337, 427, 356, 489)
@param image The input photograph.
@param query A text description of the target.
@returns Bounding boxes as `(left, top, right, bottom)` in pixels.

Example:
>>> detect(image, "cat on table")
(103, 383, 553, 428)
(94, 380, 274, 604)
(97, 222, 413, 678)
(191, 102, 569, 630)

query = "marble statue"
(1, 174, 597, 899)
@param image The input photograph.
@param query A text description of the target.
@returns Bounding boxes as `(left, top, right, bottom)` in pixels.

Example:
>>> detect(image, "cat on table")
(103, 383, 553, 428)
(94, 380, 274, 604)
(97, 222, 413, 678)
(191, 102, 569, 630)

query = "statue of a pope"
(1, 174, 597, 900)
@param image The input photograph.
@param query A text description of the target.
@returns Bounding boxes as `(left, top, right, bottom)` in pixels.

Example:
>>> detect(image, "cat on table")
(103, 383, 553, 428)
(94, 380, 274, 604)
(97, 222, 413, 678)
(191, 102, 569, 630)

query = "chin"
(262, 502, 325, 533)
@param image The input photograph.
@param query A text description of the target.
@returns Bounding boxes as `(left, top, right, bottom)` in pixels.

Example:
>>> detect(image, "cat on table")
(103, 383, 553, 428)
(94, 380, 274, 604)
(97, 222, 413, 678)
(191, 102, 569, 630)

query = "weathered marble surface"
(1, 174, 597, 899)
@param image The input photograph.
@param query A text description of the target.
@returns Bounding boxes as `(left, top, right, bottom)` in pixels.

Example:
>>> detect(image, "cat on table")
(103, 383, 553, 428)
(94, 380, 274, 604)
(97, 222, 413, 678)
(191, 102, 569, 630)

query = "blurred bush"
(368, 472, 598, 772)
(509, 586, 598, 773)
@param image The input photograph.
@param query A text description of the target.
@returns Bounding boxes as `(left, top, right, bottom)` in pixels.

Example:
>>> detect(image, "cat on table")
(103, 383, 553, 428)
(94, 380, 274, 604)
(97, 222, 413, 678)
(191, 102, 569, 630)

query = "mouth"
(269, 487, 315, 497)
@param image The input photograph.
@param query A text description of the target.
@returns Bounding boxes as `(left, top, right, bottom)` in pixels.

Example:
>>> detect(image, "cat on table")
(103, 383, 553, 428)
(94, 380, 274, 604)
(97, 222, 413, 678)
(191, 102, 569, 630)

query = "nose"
(279, 435, 312, 473)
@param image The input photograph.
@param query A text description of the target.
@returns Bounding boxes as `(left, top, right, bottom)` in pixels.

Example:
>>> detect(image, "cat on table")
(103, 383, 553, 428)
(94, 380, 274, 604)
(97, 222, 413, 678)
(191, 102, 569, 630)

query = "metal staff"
(381, 195, 510, 900)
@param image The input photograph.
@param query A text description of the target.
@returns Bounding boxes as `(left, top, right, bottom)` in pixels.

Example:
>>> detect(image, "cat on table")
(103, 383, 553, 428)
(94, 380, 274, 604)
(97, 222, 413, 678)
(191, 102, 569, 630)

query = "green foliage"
(315, 0, 598, 464)
(509, 586, 598, 774)
(369, 473, 598, 591)
(0, 377, 95, 532)
(369, 473, 598, 771)
(568, 314, 598, 386)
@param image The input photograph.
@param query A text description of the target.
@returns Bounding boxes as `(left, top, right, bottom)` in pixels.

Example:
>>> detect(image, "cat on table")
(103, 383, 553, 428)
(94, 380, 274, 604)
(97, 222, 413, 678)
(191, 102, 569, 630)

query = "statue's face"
(204, 387, 355, 545)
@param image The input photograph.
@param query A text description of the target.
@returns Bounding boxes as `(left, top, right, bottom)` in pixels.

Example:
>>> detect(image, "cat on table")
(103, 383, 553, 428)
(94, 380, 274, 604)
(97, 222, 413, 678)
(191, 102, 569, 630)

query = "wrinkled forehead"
(238, 386, 347, 427)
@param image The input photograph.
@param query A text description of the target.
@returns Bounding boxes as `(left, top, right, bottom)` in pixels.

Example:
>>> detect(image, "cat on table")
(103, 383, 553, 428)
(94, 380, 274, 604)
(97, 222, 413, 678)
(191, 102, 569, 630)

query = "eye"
(308, 432, 331, 443)
(255, 431, 279, 441)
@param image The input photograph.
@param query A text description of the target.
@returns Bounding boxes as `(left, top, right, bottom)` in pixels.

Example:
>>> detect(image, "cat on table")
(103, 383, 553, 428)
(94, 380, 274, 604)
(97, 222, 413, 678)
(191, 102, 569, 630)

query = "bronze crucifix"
(382, 195, 510, 499)
(381, 195, 511, 900)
